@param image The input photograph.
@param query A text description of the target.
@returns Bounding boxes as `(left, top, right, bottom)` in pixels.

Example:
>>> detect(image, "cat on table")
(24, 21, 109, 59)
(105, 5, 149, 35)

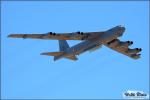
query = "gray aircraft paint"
(49, 26, 126, 61)
(8, 25, 141, 61)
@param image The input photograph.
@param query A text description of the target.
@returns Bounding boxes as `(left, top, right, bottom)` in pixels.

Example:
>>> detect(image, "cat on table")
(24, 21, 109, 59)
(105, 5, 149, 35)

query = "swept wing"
(104, 39, 141, 59)
(8, 32, 105, 40)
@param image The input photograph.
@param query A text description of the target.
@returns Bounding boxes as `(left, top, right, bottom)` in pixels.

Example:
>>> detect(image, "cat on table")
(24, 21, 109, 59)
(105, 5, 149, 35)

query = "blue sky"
(1, 1, 149, 99)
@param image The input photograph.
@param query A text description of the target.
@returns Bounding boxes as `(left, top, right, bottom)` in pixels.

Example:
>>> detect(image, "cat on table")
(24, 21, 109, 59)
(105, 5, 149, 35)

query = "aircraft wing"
(8, 32, 105, 40)
(104, 39, 142, 59)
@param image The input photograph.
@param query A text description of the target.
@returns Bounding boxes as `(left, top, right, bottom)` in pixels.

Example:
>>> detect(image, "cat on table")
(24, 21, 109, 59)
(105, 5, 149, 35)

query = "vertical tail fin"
(41, 40, 78, 61)
(59, 40, 70, 51)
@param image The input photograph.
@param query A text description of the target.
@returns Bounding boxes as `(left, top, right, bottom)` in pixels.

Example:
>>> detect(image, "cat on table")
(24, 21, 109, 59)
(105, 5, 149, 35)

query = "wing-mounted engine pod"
(126, 48, 142, 54)
(130, 54, 141, 59)
(80, 32, 84, 35)
(53, 32, 56, 35)
(49, 32, 53, 35)
(23, 34, 27, 39)
(127, 41, 133, 45)
(136, 48, 142, 51)
(77, 31, 84, 35)
(48, 32, 56, 35)
(119, 41, 133, 47)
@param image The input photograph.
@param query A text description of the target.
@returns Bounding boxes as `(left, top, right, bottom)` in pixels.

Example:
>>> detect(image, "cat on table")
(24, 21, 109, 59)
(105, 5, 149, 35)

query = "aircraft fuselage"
(55, 26, 125, 60)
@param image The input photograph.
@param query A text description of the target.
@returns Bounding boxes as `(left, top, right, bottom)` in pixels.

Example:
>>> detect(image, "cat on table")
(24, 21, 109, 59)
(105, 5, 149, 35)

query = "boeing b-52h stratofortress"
(8, 25, 142, 61)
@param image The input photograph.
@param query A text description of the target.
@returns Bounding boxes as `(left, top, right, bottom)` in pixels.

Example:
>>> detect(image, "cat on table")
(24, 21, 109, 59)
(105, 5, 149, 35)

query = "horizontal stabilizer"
(40, 52, 64, 56)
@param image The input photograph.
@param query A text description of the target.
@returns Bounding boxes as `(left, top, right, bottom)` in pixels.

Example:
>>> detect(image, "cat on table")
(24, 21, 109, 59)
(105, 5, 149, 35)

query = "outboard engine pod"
(76, 31, 84, 35)
(80, 32, 84, 35)
(126, 48, 142, 54)
(53, 33, 56, 35)
(48, 32, 53, 35)
(77, 31, 80, 34)
(131, 54, 141, 59)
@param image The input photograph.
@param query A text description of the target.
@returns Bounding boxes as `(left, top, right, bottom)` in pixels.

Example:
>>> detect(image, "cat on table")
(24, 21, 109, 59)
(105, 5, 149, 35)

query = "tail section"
(41, 40, 78, 61)
(58, 40, 78, 61)
(41, 52, 64, 61)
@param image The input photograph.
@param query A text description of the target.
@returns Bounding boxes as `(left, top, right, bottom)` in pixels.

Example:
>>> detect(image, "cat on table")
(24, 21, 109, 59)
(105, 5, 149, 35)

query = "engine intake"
(127, 41, 133, 45)
(77, 31, 84, 35)
(48, 32, 56, 35)
(53, 32, 56, 35)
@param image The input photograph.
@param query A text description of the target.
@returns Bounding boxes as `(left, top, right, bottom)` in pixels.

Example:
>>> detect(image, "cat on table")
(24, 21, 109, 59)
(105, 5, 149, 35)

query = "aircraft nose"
(118, 25, 125, 32)
(121, 27, 125, 32)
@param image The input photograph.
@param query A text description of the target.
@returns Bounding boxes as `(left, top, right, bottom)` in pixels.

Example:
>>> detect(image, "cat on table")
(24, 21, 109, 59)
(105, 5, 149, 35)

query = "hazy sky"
(1, 1, 149, 99)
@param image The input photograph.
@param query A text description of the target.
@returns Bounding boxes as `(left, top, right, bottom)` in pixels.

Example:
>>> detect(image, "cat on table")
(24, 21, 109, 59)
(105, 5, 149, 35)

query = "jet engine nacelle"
(107, 40, 133, 48)
(77, 31, 84, 35)
(48, 32, 56, 35)
(126, 48, 142, 54)
(119, 41, 133, 47)
(131, 54, 141, 59)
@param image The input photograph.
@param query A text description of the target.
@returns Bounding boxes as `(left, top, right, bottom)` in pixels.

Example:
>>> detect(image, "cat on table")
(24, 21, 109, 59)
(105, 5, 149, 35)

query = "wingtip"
(131, 54, 141, 59)
(40, 52, 47, 55)
(7, 34, 17, 38)
(7, 34, 13, 38)
(40, 52, 52, 56)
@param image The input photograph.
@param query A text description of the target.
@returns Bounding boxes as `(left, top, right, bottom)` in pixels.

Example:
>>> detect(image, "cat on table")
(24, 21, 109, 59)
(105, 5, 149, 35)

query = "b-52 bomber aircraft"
(8, 25, 142, 61)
